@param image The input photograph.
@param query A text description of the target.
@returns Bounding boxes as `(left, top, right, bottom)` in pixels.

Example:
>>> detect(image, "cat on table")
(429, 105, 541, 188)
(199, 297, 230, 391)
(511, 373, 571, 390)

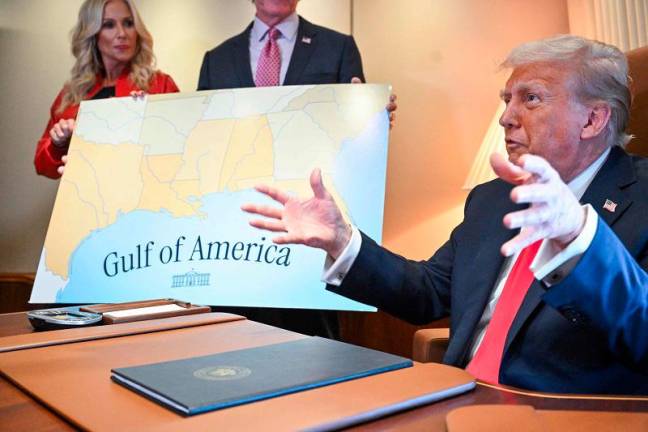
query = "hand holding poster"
(32, 84, 390, 311)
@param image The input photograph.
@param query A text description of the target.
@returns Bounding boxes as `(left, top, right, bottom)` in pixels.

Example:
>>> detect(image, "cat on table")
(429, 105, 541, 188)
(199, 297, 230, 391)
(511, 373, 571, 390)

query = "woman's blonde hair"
(58, 0, 156, 113)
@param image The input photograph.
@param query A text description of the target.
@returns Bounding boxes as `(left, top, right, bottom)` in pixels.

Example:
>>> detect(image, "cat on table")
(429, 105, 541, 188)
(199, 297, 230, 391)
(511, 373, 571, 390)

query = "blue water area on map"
(56, 190, 375, 311)
(332, 110, 389, 243)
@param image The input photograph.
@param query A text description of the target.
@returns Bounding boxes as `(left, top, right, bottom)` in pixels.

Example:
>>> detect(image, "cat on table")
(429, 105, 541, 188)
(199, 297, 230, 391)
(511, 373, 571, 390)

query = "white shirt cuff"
(530, 204, 599, 285)
(321, 225, 362, 286)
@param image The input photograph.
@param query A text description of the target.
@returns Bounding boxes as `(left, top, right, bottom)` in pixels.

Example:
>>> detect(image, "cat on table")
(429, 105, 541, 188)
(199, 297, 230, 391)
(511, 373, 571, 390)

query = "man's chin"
(507, 151, 523, 165)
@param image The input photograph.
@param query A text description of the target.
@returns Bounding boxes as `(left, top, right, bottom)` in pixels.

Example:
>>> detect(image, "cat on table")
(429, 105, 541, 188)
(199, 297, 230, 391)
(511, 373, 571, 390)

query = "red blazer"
(35, 70, 179, 179)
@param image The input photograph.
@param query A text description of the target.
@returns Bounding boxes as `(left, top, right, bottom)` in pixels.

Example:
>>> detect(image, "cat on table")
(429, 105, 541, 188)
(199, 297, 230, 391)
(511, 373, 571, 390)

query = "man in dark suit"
(198, 0, 365, 91)
(197, 0, 369, 339)
(242, 35, 648, 395)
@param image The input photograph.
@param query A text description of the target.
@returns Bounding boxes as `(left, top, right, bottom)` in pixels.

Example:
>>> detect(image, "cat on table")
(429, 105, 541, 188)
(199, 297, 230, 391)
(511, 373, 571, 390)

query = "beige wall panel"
(0, 0, 85, 274)
(0, 0, 349, 273)
(353, 0, 570, 259)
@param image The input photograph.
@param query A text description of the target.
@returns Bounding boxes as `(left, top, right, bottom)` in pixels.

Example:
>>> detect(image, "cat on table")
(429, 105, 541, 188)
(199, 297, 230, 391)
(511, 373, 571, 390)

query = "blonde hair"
(58, 0, 156, 113)
(502, 35, 631, 147)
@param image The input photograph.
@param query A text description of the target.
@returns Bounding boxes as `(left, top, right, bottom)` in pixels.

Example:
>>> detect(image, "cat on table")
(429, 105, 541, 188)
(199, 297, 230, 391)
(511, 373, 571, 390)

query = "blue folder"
(111, 336, 413, 415)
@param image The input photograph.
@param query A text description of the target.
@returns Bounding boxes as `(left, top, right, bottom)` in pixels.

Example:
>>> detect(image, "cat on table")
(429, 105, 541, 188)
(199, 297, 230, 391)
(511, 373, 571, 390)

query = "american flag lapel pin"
(301, 36, 311, 44)
(603, 199, 617, 213)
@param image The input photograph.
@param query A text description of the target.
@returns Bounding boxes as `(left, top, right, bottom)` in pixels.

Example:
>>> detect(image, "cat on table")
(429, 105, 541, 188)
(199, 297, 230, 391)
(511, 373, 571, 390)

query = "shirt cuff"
(530, 204, 599, 285)
(321, 225, 362, 286)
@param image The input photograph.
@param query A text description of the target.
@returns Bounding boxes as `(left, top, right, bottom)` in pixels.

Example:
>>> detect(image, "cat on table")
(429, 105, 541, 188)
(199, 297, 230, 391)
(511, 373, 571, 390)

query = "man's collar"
(568, 147, 611, 200)
(252, 12, 299, 42)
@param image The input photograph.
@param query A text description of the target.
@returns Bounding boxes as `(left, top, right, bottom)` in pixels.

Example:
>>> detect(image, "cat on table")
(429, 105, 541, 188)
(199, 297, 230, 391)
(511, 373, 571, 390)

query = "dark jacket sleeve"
(338, 35, 365, 83)
(327, 231, 453, 325)
(326, 190, 480, 325)
(197, 51, 211, 91)
(542, 219, 648, 367)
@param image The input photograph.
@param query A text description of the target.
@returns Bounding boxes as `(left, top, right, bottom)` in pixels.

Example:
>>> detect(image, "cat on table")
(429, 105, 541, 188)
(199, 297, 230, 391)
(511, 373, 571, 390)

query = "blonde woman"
(35, 0, 179, 179)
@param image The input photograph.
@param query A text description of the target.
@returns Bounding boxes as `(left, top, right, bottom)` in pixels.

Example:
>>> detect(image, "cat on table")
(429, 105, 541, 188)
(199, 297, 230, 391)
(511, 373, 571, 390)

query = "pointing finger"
(248, 219, 286, 232)
(240, 203, 283, 219)
(310, 168, 329, 199)
(503, 205, 551, 229)
(254, 184, 291, 205)
(519, 154, 558, 183)
(490, 153, 530, 185)
(500, 228, 544, 257)
(510, 183, 555, 204)
(273, 234, 304, 245)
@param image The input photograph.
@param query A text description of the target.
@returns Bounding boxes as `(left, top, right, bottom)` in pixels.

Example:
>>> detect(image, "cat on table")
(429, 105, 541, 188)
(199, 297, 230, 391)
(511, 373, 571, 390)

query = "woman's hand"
(57, 155, 68, 176)
(130, 90, 145, 99)
(49, 119, 75, 148)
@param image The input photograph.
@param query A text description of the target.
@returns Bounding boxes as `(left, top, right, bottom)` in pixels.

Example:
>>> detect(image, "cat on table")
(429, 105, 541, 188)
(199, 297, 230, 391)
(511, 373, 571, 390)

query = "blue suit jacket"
(197, 16, 365, 90)
(329, 146, 648, 394)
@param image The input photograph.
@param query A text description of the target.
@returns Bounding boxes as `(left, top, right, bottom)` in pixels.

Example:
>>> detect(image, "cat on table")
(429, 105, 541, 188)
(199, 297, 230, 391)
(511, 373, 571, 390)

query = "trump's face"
(499, 62, 590, 182)
(254, 0, 299, 26)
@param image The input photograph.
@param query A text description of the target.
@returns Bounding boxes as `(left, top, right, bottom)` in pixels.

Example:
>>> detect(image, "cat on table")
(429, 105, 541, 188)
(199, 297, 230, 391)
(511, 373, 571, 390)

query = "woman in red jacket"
(35, 0, 179, 179)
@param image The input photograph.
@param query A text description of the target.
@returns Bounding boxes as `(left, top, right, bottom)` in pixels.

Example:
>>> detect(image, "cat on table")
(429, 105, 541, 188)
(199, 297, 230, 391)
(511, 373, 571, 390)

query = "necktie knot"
(268, 27, 281, 40)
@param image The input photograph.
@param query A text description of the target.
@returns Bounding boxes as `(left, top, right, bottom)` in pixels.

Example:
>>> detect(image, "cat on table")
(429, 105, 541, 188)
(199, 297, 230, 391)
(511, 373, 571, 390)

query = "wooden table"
(1, 312, 646, 431)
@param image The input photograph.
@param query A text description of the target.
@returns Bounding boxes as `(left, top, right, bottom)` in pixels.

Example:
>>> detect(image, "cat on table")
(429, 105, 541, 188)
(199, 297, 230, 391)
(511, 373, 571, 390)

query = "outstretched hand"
(491, 153, 586, 256)
(241, 169, 351, 259)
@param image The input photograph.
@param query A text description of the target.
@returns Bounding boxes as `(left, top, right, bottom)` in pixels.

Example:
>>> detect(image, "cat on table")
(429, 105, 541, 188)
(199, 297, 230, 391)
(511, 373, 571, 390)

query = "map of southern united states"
(44, 85, 388, 279)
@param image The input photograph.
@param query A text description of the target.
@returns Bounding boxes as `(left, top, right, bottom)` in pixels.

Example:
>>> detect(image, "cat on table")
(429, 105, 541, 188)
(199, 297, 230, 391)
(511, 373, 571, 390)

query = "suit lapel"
(235, 23, 255, 88)
(283, 17, 317, 86)
(581, 146, 636, 226)
(503, 146, 636, 354)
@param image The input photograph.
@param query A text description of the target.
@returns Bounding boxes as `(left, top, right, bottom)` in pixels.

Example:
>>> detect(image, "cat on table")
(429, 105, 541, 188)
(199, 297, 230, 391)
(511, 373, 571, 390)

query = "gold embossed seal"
(193, 366, 252, 381)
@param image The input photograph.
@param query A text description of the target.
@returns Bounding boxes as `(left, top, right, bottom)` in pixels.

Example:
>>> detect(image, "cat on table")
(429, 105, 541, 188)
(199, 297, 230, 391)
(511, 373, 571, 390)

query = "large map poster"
(31, 84, 390, 311)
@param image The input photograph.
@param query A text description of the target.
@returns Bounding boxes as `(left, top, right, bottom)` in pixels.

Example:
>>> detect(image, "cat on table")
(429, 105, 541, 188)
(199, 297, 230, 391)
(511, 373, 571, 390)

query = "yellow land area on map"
(43, 85, 388, 279)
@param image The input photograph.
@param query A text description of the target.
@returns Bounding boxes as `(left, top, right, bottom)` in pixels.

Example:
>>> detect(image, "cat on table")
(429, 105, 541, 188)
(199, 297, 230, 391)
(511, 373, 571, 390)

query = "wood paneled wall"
(0, 273, 36, 313)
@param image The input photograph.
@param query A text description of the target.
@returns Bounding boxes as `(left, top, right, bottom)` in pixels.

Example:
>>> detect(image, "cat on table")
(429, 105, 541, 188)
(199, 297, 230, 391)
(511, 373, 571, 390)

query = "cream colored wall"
(353, 0, 570, 259)
(0, 0, 349, 273)
(0, 0, 83, 274)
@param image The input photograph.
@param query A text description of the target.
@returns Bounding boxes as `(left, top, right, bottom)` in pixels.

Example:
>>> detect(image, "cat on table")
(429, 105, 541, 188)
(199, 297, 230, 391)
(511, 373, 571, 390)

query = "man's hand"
(49, 119, 75, 148)
(491, 153, 586, 256)
(241, 168, 351, 259)
(351, 77, 397, 129)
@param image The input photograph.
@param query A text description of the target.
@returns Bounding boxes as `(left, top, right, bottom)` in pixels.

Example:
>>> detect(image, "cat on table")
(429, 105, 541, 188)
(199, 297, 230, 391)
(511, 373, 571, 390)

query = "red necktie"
(466, 240, 542, 384)
(255, 27, 281, 87)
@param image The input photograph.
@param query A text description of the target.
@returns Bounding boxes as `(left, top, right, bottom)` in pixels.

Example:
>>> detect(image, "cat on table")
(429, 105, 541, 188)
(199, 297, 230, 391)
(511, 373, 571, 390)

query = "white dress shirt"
(323, 148, 611, 359)
(249, 12, 300, 85)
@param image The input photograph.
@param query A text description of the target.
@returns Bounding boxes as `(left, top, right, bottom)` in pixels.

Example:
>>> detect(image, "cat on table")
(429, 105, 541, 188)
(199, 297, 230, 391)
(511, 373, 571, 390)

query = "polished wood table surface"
(1, 312, 646, 431)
